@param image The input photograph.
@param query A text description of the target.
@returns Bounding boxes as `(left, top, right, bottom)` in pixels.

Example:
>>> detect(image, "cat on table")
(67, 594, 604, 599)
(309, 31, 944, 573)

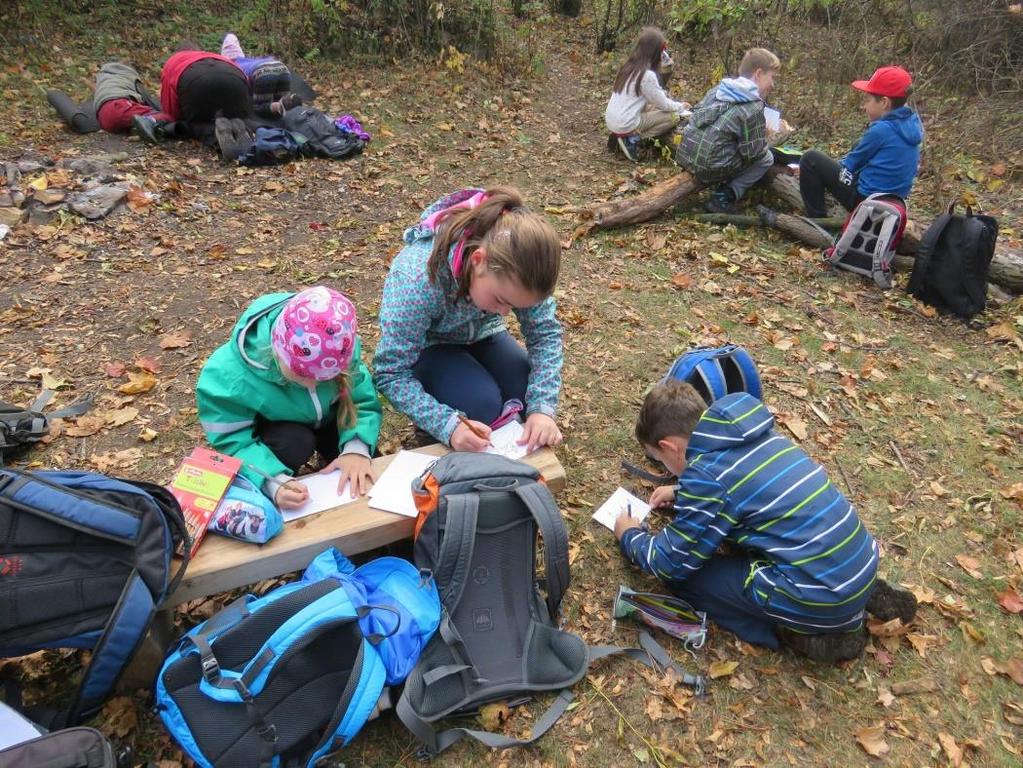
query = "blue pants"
(413, 332, 530, 426)
(667, 556, 780, 649)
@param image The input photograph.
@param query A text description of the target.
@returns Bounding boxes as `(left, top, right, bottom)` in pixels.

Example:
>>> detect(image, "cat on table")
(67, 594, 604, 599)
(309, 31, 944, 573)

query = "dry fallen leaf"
(479, 701, 512, 730)
(101, 407, 139, 427)
(119, 372, 157, 395)
(938, 732, 963, 767)
(867, 617, 909, 637)
(65, 415, 106, 438)
(777, 412, 808, 441)
(906, 633, 936, 658)
(671, 272, 693, 290)
(104, 361, 127, 378)
(998, 587, 1023, 614)
(159, 330, 193, 349)
(135, 356, 162, 374)
(854, 725, 890, 757)
(708, 660, 738, 679)
(876, 687, 895, 708)
(139, 427, 159, 442)
(1001, 482, 1023, 504)
(955, 554, 983, 580)
(890, 677, 938, 696)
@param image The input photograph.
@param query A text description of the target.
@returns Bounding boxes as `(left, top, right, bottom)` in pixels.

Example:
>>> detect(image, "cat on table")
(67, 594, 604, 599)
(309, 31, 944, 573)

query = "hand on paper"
(613, 508, 642, 541)
(450, 419, 492, 452)
(518, 413, 562, 454)
(321, 453, 375, 497)
(649, 485, 677, 510)
(275, 480, 309, 510)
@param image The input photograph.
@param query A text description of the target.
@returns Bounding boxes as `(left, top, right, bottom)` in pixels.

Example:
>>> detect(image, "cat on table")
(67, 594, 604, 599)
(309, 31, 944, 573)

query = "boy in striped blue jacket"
(615, 381, 916, 662)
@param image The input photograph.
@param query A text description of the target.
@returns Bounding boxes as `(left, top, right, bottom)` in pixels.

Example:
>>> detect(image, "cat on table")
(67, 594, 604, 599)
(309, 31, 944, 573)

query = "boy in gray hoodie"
(676, 48, 780, 213)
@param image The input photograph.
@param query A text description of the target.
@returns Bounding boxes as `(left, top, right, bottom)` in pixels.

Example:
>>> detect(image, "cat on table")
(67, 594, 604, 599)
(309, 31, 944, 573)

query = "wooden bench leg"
(119, 608, 175, 692)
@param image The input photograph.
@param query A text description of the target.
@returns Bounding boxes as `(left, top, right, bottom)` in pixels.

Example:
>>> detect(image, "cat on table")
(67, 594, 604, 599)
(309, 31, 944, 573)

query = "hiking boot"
(132, 114, 163, 144)
(617, 134, 641, 162)
(866, 578, 918, 623)
(231, 118, 254, 158)
(705, 187, 738, 214)
(778, 626, 868, 663)
(280, 92, 303, 111)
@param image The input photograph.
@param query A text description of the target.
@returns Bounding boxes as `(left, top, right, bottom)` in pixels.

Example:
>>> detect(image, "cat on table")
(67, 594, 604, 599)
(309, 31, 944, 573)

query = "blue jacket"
(842, 106, 923, 199)
(621, 394, 878, 633)
(373, 192, 563, 443)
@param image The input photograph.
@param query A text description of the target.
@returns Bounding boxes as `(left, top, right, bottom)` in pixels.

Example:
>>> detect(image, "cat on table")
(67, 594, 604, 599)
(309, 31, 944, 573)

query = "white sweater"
(605, 69, 686, 134)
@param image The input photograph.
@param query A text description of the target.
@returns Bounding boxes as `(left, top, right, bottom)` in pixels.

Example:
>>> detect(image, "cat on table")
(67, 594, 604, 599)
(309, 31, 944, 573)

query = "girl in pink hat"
(196, 287, 382, 510)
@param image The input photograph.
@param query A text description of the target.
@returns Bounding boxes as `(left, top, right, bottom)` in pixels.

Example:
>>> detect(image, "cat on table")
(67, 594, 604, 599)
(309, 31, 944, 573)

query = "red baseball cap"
(851, 66, 912, 98)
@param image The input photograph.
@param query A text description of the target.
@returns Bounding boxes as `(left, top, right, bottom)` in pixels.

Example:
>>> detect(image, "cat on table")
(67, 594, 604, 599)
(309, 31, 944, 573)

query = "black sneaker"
(866, 578, 918, 623)
(132, 114, 161, 145)
(617, 134, 640, 162)
(705, 187, 737, 214)
(778, 626, 868, 663)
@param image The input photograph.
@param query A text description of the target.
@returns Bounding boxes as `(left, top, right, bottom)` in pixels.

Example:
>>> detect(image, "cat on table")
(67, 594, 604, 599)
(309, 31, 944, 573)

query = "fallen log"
(582, 167, 1021, 292)
(677, 207, 1023, 292)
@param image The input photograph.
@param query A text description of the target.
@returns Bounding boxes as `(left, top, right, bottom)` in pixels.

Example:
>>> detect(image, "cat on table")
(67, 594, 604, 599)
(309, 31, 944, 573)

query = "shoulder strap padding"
(433, 494, 479, 611)
(513, 482, 569, 618)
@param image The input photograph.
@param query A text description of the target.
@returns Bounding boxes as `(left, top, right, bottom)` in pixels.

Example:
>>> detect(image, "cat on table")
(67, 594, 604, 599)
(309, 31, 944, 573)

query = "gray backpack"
(0, 390, 91, 463)
(396, 453, 704, 757)
(0, 727, 129, 768)
(824, 193, 908, 289)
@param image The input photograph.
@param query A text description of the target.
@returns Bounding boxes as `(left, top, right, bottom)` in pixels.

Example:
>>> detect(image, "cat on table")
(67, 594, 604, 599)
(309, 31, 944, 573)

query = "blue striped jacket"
(621, 393, 878, 633)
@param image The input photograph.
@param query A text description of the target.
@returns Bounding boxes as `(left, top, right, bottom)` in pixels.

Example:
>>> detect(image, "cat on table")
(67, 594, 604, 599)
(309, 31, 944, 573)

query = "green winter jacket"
(195, 292, 382, 494)
(675, 77, 768, 184)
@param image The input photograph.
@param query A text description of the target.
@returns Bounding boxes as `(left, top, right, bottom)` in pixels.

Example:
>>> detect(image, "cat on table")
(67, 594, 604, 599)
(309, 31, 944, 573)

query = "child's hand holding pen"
(614, 501, 642, 541)
(247, 463, 309, 510)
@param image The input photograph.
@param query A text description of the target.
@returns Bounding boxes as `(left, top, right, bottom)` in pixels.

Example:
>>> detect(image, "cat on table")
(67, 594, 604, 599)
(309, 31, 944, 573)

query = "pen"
(246, 462, 303, 493)
(457, 414, 493, 447)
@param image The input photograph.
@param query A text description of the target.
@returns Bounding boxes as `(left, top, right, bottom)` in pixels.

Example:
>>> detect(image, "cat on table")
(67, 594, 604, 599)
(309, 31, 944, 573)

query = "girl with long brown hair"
(373, 186, 564, 453)
(605, 27, 690, 161)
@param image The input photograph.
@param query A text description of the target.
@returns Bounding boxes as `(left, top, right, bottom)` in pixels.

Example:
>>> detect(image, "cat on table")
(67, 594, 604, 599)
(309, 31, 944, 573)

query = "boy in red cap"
(798, 66, 923, 218)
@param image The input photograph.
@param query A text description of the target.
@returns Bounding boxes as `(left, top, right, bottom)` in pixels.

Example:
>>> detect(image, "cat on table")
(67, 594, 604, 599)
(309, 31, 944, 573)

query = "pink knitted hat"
(271, 287, 358, 382)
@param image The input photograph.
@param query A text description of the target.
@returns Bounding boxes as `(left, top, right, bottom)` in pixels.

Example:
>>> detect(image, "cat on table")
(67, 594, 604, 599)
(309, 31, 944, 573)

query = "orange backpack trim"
(412, 472, 440, 540)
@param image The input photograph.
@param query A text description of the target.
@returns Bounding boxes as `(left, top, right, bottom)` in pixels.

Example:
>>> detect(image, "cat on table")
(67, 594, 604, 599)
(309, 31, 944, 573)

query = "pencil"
(457, 414, 493, 446)
(246, 462, 302, 492)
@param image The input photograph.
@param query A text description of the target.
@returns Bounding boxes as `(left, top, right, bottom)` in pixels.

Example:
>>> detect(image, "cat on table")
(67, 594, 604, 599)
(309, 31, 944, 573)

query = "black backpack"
(0, 469, 189, 726)
(283, 106, 363, 160)
(908, 203, 998, 319)
(0, 390, 92, 464)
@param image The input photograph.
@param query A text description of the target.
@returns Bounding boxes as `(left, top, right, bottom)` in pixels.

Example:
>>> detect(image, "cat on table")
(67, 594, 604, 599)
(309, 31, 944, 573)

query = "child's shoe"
(778, 626, 867, 663)
(705, 186, 737, 214)
(132, 114, 163, 144)
(617, 134, 641, 162)
(866, 578, 918, 623)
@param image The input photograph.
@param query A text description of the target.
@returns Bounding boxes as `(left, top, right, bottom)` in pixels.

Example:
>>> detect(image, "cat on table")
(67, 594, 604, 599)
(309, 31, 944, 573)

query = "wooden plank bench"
(122, 445, 566, 686)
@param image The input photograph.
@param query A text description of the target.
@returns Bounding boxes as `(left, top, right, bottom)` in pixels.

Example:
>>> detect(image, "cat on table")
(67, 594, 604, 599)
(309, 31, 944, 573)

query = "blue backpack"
(155, 548, 440, 768)
(665, 344, 762, 404)
(0, 469, 189, 726)
(238, 127, 303, 166)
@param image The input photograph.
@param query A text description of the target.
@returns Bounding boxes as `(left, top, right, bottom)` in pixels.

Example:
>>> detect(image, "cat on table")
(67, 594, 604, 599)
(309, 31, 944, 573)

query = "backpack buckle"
(200, 655, 221, 683)
(256, 722, 278, 744)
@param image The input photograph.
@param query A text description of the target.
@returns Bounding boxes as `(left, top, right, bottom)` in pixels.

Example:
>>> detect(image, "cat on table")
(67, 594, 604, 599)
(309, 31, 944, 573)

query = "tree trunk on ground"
(677, 209, 1023, 292)
(581, 164, 1021, 292)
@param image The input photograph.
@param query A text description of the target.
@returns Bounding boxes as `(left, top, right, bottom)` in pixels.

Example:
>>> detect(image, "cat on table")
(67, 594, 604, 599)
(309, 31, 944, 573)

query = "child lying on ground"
(221, 33, 302, 118)
(675, 48, 780, 213)
(798, 65, 923, 218)
(614, 380, 917, 663)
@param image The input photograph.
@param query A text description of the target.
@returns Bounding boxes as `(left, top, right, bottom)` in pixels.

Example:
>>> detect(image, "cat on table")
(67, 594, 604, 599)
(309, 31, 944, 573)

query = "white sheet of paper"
(484, 420, 531, 460)
(282, 470, 358, 523)
(0, 701, 43, 750)
(592, 487, 652, 532)
(367, 450, 438, 518)
(764, 107, 781, 132)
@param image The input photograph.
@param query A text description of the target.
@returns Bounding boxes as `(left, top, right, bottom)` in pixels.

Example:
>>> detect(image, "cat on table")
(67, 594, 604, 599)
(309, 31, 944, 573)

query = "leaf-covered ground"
(2, 5, 1022, 766)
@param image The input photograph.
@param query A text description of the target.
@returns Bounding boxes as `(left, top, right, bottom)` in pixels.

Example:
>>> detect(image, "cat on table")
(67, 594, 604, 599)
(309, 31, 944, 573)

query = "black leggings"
(799, 149, 864, 218)
(177, 58, 252, 124)
(255, 415, 340, 473)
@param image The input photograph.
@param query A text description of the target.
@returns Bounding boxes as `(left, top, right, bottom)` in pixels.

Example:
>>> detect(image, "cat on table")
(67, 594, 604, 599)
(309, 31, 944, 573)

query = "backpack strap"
(434, 493, 479, 610)
(68, 571, 157, 724)
(396, 685, 576, 757)
(908, 203, 956, 297)
(513, 482, 570, 618)
(395, 630, 705, 758)
(871, 211, 900, 289)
